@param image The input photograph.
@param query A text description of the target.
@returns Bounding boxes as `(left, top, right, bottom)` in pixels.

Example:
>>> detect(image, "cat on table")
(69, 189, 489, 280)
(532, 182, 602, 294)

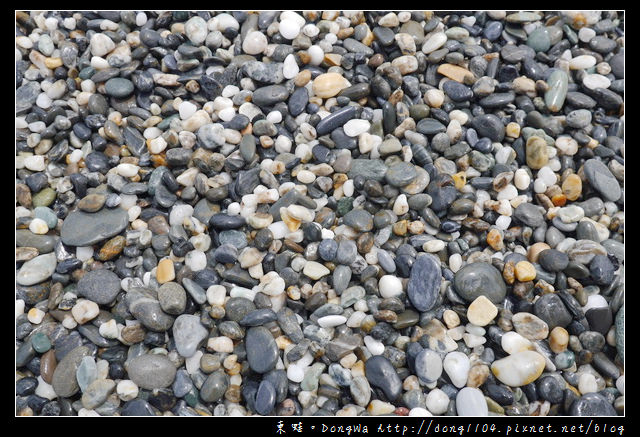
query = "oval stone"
(51, 346, 92, 398)
(365, 355, 402, 401)
(407, 254, 442, 312)
(77, 269, 121, 305)
(453, 262, 507, 303)
(245, 326, 279, 374)
(127, 354, 177, 390)
(61, 208, 129, 246)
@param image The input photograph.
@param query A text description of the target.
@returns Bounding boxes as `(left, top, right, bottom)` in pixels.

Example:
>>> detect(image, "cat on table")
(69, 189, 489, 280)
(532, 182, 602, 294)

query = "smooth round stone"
(443, 81, 473, 102)
(385, 162, 417, 187)
(538, 249, 569, 272)
(533, 293, 572, 329)
(77, 269, 121, 305)
(348, 159, 387, 181)
(17, 252, 57, 286)
(313, 72, 351, 99)
(343, 209, 373, 232)
(173, 315, 208, 358)
(570, 393, 617, 416)
(251, 85, 289, 107)
(414, 348, 443, 384)
(51, 346, 91, 398)
(589, 255, 615, 285)
(61, 208, 128, 246)
(157, 282, 187, 315)
(200, 369, 229, 403)
(365, 355, 402, 401)
(456, 387, 488, 416)
(490, 351, 546, 387)
(453, 262, 507, 304)
(443, 352, 470, 388)
(104, 78, 134, 98)
(583, 159, 621, 202)
(545, 69, 568, 112)
(318, 239, 338, 262)
(255, 379, 277, 415)
(127, 354, 177, 390)
(527, 27, 551, 52)
(31, 333, 51, 353)
(185, 16, 208, 44)
(246, 327, 278, 374)
(407, 254, 442, 312)
(121, 399, 155, 416)
(513, 202, 545, 228)
(425, 388, 450, 414)
(243, 31, 268, 55)
(472, 114, 505, 142)
(379, 275, 403, 299)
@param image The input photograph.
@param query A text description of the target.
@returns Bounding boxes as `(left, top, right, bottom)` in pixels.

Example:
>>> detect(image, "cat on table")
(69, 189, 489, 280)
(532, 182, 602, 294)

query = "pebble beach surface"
(16, 10, 624, 417)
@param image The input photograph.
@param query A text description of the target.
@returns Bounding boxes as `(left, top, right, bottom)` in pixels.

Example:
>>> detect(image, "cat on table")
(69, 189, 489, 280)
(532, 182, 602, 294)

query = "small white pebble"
(28, 217, 49, 235)
(117, 380, 139, 401)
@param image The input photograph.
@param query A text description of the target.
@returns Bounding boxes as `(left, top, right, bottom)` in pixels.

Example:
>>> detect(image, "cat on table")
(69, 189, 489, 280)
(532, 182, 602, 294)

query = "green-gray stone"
(615, 305, 624, 361)
(336, 197, 354, 217)
(76, 356, 98, 393)
(545, 70, 568, 112)
(453, 262, 507, 304)
(31, 332, 51, 353)
(409, 104, 430, 120)
(554, 350, 575, 369)
(16, 230, 57, 253)
(527, 27, 551, 52)
(32, 188, 57, 207)
(239, 134, 256, 162)
(301, 362, 326, 391)
(347, 159, 388, 181)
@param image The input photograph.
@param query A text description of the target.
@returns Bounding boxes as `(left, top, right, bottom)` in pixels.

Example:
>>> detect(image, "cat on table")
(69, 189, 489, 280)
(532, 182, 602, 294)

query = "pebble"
(456, 387, 488, 416)
(407, 254, 441, 312)
(453, 263, 506, 303)
(466, 296, 498, 327)
(173, 314, 208, 358)
(365, 355, 402, 400)
(127, 354, 176, 390)
(490, 351, 546, 387)
(77, 269, 121, 305)
(246, 327, 279, 374)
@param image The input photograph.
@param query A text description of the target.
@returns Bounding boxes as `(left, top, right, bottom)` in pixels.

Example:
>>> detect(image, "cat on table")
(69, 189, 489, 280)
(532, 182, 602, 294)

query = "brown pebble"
(40, 349, 57, 384)
(121, 324, 146, 344)
(224, 384, 242, 402)
(97, 235, 126, 261)
(16, 183, 32, 208)
(356, 232, 374, 254)
(77, 193, 107, 212)
(527, 242, 551, 263)
(486, 228, 505, 250)
(502, 261, 516, 285)
(374, 310, 398, 323)
(562, 173, 582, 201)
(294, 70, 312, 87)
(467, 364, 490, 388)
(147, 215, 171, 234)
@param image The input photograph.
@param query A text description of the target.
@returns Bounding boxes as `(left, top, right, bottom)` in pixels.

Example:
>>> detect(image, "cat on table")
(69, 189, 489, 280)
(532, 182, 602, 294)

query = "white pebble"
(533, 178, 547, 193)
(343, 119, 370, 137)
(16, 299, 25, 320)
(379, 275, 403, 298)
(495, 215, 512, 231)
(99, 319, 119, 339)
(308, 45, 324, 65)
(71, 299, 100, 324)
(29, 217, 49, 235)
(514, 168, 531, 190)
(282, 53, 299, 79)
(179, 101, 197, 120)
(409, 407, 433, 417)
(425, 388, 450, 415)
(36, 93, 52, 109)
(279, 19, 300, 39)
(242, 31, 267, 55)
(135, 12, 148, 27)
(364, 335, 385, 355)
(148, 136, 167, 154)
(116, 163, 139, 177)
(35, 376, 57, 400)
(185, 250, 207, 271)
(569, 55, 597, 70)
(583, 74, 611, 90)
(117, 380, 139, 401)
(578, 373, 598, 394)
(449, 253, 463, 272)
(496, 184, 518, 201)
(317, 315, 347, 328)
(578, 27, 596, 43)
(76, 246, 94, 262)
(287, 364, 305, 382)
(208, 336, 234, 353)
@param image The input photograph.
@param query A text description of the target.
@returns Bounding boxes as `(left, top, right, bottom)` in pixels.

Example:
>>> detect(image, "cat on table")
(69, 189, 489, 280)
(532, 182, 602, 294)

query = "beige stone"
(526, 136, 549, 169)
(515, 261, 537, 282)
(436, 63, 473, 83)
(467, 295, 498, 327)
(156, 258, 175, 284)
(312, 73, 351, 98)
